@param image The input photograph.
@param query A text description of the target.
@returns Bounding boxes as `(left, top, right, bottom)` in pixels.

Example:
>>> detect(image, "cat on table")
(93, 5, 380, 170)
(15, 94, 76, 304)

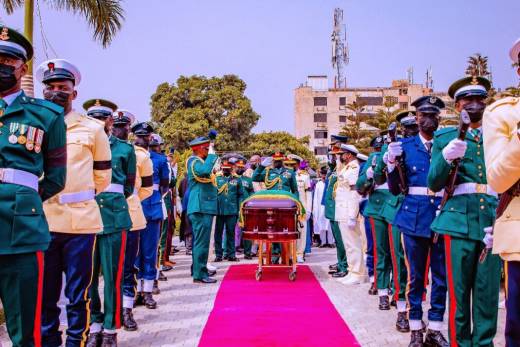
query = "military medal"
(26, 126, 36, 151)
(34, 128, 44, 153)
(17, 124, 27, 145)
(8, 122, 19, 144)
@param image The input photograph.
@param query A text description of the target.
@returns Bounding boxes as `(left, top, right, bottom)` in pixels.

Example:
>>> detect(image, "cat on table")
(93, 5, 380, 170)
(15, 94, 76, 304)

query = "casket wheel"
(255, 270, 262, 281)
(289, 271, 297, 281)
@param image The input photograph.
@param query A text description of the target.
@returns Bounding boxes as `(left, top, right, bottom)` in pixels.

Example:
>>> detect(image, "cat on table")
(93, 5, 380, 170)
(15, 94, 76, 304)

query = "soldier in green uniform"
(0, 26, 67, 347)
(214, 158, 244, 262)
(234, 157, 255, 259)
(428, 77, 501, 347)
(84, 99, 137, 347)
(252, 151, 298, 193)
(187, 133, 219, 284)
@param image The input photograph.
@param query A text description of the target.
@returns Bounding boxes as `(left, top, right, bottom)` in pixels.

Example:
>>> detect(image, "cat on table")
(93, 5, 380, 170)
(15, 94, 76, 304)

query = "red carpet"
(198, 265, 360, 347)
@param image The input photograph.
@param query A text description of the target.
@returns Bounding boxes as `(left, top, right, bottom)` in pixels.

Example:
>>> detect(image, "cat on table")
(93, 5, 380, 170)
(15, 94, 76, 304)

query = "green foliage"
(465, 53, 491, 78)
(151, 75, 260, 152)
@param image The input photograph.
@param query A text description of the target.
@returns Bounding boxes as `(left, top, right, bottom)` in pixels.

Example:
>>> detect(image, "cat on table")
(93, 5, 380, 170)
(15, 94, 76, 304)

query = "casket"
(242, 197, 299, 241)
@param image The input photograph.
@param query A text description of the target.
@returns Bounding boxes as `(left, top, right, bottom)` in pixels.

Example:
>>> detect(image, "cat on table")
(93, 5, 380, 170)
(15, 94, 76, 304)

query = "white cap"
(113, 109, 136, 125)
(35, 58, 81, 86)
(340, 143, 359, 155)
(510, 38, 520, 63)
(287, 154, 303, 162)
(357, 153, 368, 161)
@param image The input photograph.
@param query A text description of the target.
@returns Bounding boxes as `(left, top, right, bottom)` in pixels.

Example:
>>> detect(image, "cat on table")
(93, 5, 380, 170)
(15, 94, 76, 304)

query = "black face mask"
(273, 161, 283, 169)
(236, 169, 245, 175)
(43, 90, 71, 108)
(223, 169, 231, 176)
(0, 63, 18, 92)
(463, 101, 486, 123)
(418, 115, 439, 136)
(403, 125, 419, 138)
(250, 164, 257, 170)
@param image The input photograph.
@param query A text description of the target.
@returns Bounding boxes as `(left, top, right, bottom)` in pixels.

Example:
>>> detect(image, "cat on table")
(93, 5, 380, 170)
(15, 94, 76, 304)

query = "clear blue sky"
(2, 0, 519, 132)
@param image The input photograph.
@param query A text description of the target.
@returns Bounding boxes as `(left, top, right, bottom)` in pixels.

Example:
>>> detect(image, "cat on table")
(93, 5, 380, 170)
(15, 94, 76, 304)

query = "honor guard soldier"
(134, 133, 169, 302)
(187, 133, 219, 284)
(0, 27, 67, 347)
(36, 59, 112, 347)
(484, 38, 520, 347)
(252, 151, 298, 193)
(116, 117, 154, 331)
(428, 77, 500, 347)
(84, 99, 137, 347)
(386, 96, 448, 347)
(214, 157, 244, 262)
(160, 147, 177, 273)
(234, 157, 255, 258)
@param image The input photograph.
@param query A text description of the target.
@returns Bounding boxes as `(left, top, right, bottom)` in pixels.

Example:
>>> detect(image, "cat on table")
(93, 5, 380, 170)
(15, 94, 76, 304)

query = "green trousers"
(370, 217, 392, 291)
(388, 224, 407, 301)
(444, 235, 501, 347)
(159, 218, 167, 264)
(90, 231, 127, 330)
(331, 221, 348, 272)
(215, 215, 237, 258)
(189, 213, 213, 280)
(0, 251, 43, 347)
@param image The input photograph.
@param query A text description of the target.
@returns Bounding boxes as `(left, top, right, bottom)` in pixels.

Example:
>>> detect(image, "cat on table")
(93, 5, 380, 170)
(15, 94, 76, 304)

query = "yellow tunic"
(43, 111, 112, 233)
(127, 145, 154, 231)
(483, 96, 520, 261)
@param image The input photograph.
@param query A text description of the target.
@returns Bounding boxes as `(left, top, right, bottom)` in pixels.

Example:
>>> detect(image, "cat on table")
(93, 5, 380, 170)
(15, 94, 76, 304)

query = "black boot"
(134, 292, 144, 306)
(123, 308, 138, 331)
(143, 292, 157, 309)
(408, 330, 424, 347)
(424, 329, 448, 347)
(153, 280, 160, 295)
(368, 283, 378, 295)
(101, 332, 117, 347)
(379, 295, 390, 310)
(396, 312, 410, 332)
(86, 332, 103, 347)
(158, 271, 167, 282)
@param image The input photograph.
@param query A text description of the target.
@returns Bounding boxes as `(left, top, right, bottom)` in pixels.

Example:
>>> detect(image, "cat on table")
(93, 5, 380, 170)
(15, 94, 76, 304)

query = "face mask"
(418, 115, 439, 136)
(463, 101, 486, 123)
(250, 164, 257, 170)
(236, 169, 245, 175)
(403, 125, 419, 138)
(0, 63, 18, 92)
(273, 161, 283, 169)
(223, 169, 231, 176)
(43, 90, 71, 108)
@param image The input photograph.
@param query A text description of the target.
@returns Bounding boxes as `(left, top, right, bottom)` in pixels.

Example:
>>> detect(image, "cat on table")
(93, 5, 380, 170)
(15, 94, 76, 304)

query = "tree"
(365, 96, 401, 130)
(340, 98, 374, 153)
(151, 75, 260, 152)
(465, 53, 490, 77)
(1, 0, 124, 94)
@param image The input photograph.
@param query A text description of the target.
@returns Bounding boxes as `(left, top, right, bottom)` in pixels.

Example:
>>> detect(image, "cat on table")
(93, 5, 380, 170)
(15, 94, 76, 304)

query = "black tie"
(425, 141, 432, 155)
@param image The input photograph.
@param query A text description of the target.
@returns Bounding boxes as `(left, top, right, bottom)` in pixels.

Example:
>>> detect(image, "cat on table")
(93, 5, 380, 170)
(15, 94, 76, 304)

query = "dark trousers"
(136, 219, 161, 281)
(215, 215, 238, 258)
(506, 261, 520, 347)
(123, 230, 142, 301)
(42, 233, 95, 347)
(402, 233, 447, 323)
(0, 252, 44, 347)
(363, 213, 374, 278)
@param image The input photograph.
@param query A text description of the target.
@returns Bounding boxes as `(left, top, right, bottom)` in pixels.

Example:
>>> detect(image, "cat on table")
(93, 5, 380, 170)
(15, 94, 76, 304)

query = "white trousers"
(338, 221, 366, 278)
(296, 220, 307, 256)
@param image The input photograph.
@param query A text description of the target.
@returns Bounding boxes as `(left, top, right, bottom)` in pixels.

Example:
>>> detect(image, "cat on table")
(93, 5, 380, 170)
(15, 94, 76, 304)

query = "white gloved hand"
(176, 196, 183, 215)
(347, 218, 357, 229)
(366, 167, 374, 179)
(383, 152, 389, 165)
(208, 143, 215, 154)
(387, 142, 403, 162)
(442, 139, 467, 162)
(261, 157, 273, 167)
(483, 226, 493, 249)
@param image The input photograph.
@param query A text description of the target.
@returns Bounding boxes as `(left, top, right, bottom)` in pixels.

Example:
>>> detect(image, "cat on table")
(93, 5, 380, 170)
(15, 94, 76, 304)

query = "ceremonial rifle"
(388, 122, 408, 195)
(433, 110, 471, 243)
(358, 155, 378, 196)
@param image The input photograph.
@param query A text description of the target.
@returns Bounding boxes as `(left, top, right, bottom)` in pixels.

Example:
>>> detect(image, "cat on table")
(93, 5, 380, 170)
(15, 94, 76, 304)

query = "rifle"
(388, 122, 408, 195)
(358, 155, 378, 196)
(433, 110, 471, 243)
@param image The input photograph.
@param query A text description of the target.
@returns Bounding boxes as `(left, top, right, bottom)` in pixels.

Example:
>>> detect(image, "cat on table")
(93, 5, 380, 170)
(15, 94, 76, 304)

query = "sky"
(1, 0, 519, 133)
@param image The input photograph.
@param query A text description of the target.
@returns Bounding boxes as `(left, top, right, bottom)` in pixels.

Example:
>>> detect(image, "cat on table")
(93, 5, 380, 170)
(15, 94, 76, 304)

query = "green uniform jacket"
(427, 127, 497, 241)
(96, 136, 136, 234)
(187, 154, 218, 215)
(216, 174, 244, 216)
(373, 143, 404, 224)
(324, 170, 337, 221)
(356, 152, 390, 219)
(239, 175, 255, 200)
(0, 92, 66, 254)
(252, 165, 298, 193)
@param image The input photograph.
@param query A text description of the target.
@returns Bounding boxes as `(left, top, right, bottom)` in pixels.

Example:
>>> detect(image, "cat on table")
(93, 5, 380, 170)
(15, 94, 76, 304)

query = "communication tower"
(331, 8, 349, 88)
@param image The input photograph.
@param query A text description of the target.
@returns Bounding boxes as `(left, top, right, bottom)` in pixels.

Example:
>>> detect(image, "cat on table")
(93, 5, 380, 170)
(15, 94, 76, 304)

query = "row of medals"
(7, 122, 44, 153)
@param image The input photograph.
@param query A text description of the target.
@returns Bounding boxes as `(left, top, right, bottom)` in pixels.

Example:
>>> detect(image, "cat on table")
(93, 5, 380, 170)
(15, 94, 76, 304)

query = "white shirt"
(1, 90, 23, 106)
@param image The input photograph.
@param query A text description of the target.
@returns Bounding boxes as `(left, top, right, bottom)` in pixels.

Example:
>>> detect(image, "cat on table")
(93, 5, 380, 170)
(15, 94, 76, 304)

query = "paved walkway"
(0, 242, 507, 347)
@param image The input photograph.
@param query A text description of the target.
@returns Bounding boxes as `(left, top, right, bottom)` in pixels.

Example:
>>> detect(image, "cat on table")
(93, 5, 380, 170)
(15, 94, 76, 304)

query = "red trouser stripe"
(369, 218, 378, 285)
(33, 251, 44, 347)
(115, 231, 127, 329)
(387, 225, 399, 301)
(423, 250, 430, 301)
(444, 235, 458, 347)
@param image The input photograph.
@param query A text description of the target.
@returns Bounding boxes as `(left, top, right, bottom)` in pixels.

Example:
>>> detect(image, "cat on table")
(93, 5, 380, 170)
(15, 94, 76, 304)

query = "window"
(356, 96, 383, 106)
(314, 130, 328, 139)
(314, 113, 327, 122)
(314, 97, 327, 106)
(399, 89, 408, 96)
(314, 146, 328, 155)
(399, 102, 408, 109)
(339, 115, 347, 123)
(339, 97, 346, 106)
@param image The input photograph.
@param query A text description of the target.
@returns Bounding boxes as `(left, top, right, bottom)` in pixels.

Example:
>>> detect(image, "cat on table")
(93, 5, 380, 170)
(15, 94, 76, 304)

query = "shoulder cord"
(190, 158, 217, 187)
(264, 167, 282, 189)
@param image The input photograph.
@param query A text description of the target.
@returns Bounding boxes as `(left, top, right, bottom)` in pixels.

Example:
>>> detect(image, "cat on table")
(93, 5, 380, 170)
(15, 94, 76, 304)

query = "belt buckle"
(427, 188, 436, 196)
(476, 184, 487, 194)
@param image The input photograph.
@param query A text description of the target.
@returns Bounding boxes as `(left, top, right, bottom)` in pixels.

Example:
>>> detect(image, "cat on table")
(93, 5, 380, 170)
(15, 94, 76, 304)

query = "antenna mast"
(331, 8, 349, 88)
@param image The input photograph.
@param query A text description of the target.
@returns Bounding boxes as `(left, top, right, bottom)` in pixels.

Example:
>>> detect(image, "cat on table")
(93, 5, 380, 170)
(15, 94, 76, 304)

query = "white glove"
(366, 167, 374, 179)
(442, 139, 467, 163)
(261, 157, 273, 167)
(347, 218, 357, 229)
(176, 196, 183, 215)
(483, 226, 493, 249)
(382, 152, 389, 165)
(208, 143, 215, 154)
(387, 142, 403, 162)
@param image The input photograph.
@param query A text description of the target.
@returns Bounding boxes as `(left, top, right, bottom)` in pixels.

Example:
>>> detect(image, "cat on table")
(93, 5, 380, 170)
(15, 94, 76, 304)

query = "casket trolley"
(240, 191, 303, 281)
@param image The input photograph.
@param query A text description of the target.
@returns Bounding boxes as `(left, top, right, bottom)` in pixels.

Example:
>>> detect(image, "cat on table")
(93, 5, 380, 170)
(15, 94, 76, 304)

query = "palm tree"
(1, 0, 125, 95)
(465, 53, 490, 78)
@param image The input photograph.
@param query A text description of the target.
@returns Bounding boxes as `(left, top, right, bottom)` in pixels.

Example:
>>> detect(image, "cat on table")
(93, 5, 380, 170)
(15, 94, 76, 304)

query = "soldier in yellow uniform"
(483, 38, 520, 347)
(36, 59, 112, 347)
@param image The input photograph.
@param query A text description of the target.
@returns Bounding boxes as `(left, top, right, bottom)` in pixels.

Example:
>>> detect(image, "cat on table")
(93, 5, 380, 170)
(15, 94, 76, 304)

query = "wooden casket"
(242, 197, 300, 241)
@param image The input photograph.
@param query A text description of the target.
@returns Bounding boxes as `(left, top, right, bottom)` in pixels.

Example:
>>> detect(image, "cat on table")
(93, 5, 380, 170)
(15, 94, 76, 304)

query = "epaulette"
(488, 97, 519, 112)
(434, 127, 457, 139)
(86, 115, 106, 126)
(23, 96, 63, 114)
